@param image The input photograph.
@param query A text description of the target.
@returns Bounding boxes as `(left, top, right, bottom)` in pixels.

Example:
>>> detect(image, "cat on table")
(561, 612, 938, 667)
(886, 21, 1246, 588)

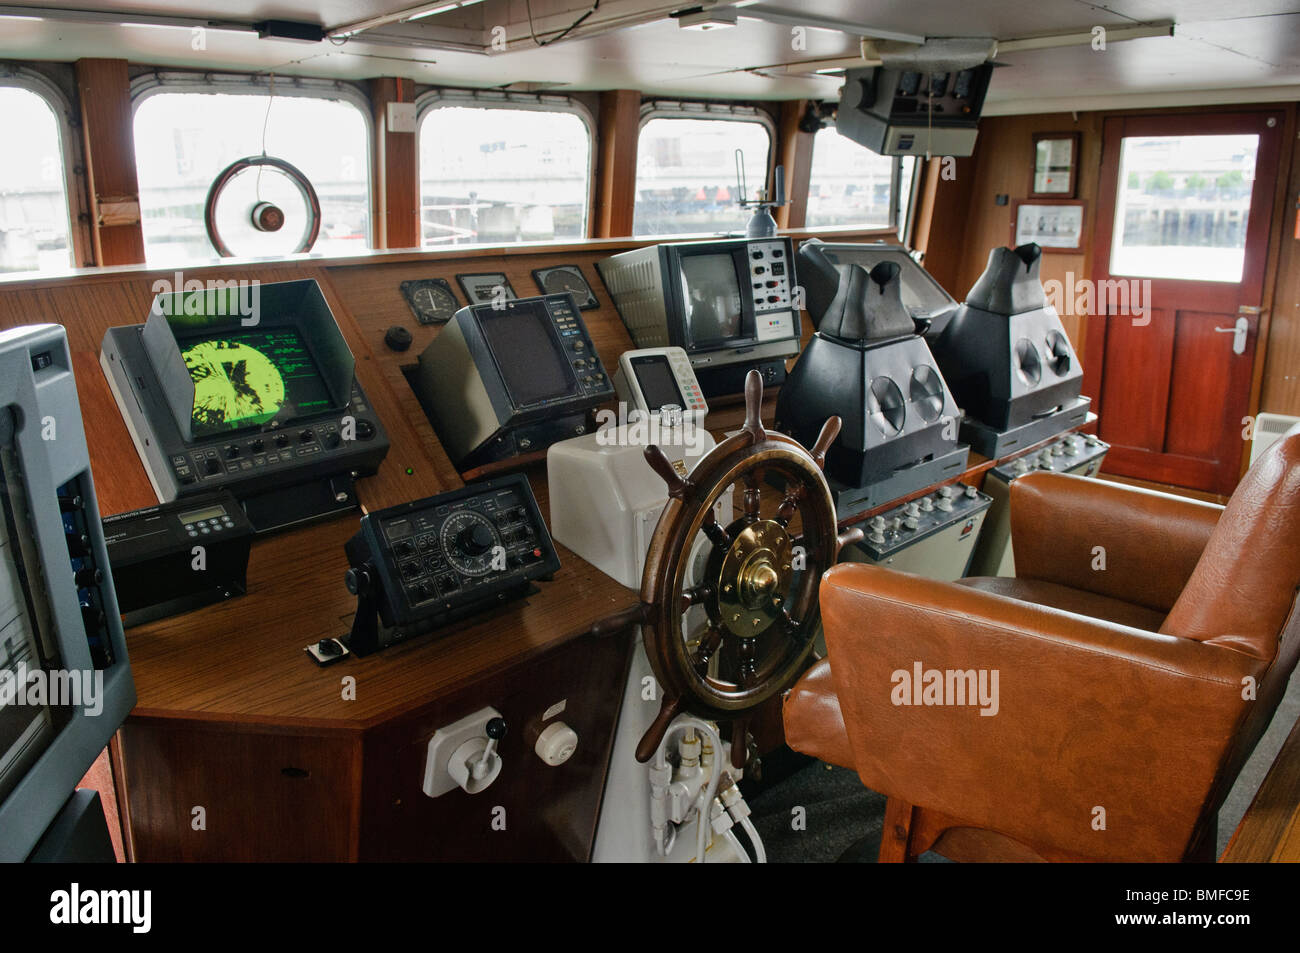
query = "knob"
(486, 717, 507, 742)
(355, 419, 376, 441)
(903, 502, 920, 517)
(903, 516, 919, 531)
(918, 497, 933, 512)
(935, 496, 953, 512)
(74, 567, 102, 587)
(65, 532, 90, 557)
(224, 445, 240, 459)
(58, 494, 83, 513)
(275, 433, 290, 448)
(324, 431, 342, 449)
(964, 484, 978, 498)
(869, 515, 886, 530)
(81, 605, 105, 630)
(203, 458, 222, 476)
(457, 522, 495, 556)
(250, 438, 265, 453)
(384, 325, 413, 352)
(535, 722, 578, 766)
(300, 429, 316, 444)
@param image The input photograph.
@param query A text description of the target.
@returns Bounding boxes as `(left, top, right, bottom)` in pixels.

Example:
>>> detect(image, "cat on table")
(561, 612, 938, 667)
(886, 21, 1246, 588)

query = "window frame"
(129, 71, 376, 252)
(633, 101, 776, 238)
(0, 65, 91, 271)
(413, 89, 597, 245)
(805, 126, 916, 238)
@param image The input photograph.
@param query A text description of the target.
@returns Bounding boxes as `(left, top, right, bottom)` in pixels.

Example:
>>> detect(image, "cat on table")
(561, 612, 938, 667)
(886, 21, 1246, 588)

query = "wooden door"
(1084, 111, 1283, 494)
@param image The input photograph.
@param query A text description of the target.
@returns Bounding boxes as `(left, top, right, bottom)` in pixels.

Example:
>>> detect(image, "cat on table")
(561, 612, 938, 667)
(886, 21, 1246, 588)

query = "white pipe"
(651, 717, 728, 864)
(739, 816, 767, 864)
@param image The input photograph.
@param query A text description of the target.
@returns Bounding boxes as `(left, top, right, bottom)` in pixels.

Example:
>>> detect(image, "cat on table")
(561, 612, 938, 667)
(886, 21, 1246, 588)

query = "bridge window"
(634, 109, 773, 237)
(417, 97, 593, 246)
(0, 83, 73, 274)
(806, 128, 916, 232)
(133, 84, 371, 264)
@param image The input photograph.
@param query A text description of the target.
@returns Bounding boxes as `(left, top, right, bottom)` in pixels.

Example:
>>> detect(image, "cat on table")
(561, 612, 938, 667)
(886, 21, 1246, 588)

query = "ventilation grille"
(1250, 413, 1300, 466)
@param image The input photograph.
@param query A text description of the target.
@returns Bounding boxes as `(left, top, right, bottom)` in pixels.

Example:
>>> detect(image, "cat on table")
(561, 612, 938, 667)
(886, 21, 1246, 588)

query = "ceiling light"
(675, 9, 739, 31)
(407, 3, 460, 21)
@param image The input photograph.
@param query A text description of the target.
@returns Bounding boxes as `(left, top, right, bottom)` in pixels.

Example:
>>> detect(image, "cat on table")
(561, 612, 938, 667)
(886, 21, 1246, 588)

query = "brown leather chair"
(784, 425, 1300, 862)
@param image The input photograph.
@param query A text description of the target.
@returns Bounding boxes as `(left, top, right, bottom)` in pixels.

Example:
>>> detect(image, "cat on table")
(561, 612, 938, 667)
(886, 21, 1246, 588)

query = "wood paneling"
(369, 77, 421, 250)
(1222, 713, 1300, 862)
(774, 101, 815, 230)
(592, 90, 640, 238)
(1259, 109, 1300, 417)
(74, 59, 145, 267)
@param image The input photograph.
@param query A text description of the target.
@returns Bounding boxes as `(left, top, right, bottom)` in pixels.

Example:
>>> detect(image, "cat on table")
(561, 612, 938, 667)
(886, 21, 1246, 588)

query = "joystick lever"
(472, 717, 508, 781)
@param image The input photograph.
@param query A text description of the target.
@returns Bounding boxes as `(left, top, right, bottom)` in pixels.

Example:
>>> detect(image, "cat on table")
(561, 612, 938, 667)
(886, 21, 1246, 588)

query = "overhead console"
(100, 279, 390, 534)
(598, 237, 801, 399)
(836, 64, 993, 157)
(412, 293, 615, 472)
(929, 243, 1091, 458)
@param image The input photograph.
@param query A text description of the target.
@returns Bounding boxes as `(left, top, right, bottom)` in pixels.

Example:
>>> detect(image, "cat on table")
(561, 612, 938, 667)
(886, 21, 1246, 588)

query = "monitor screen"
(630, 355, 684, 411)
(680, 254, 743, 345)
(478, 304, 577, 407)
(0, 428, 59, 807)
(179, 326, 334, 438)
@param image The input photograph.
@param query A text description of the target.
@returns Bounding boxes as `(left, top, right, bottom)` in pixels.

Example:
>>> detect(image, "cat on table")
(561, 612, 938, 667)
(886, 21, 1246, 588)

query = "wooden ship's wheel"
(595, 370, 861, 766)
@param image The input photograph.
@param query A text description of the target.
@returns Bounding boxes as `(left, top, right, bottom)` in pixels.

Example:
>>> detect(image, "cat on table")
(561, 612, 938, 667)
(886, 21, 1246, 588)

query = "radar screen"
(400, 278, 459, 325)
(532, 265, 598, 310)
(180, 327, 333, 437)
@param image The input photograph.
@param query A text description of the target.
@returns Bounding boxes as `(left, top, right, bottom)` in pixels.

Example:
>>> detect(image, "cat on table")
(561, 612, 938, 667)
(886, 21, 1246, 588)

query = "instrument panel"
(400, 278, 460, 325)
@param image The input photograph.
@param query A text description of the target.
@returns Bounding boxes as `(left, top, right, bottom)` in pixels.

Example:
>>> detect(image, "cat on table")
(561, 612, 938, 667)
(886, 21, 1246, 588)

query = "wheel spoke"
(680, 585, 711, 610)
(775, 488, 804, 527)
(701, 509, 731, 549)
(737, 636, 759, 687)
(693, 624, 724, 674)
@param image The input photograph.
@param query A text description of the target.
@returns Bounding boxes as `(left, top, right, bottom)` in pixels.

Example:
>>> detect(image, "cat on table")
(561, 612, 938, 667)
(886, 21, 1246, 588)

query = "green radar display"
(182, 328, 332, 437)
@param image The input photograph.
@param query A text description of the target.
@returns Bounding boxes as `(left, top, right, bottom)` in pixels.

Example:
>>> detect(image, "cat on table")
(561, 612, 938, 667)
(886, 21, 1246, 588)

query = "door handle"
(1213, 316, 1249, 355)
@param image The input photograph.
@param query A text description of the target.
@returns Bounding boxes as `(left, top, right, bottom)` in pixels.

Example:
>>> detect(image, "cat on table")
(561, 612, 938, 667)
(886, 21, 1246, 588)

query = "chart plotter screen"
(180, 327, 334, 437)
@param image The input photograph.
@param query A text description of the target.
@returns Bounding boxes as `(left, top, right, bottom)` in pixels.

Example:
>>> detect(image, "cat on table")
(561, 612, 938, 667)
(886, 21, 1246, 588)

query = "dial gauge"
(440, 510, 501, 578)
(533, 265, 598, 310)
(400, 278, 459, 325)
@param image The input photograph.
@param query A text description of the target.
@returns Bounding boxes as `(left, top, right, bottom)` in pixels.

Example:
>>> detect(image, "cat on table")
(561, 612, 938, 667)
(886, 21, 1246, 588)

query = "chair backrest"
(1160, 423, 1300, 658)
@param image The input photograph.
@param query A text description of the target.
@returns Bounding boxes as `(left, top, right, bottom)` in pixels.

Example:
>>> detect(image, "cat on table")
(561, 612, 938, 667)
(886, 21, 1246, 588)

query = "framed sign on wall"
(1012, 198, 1086, 253)
(1030, 132, 1081, 198)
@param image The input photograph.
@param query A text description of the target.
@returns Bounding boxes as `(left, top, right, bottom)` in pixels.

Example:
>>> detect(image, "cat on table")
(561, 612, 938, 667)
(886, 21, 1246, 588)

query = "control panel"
(613, 346, 708, 420)
(989, 432, 1108, 483)
(343, 473, 561, 655)
(162, 382, 381, 490)
(747, 239, 796, 341)
(58, 476, 115, 668)
(855, 482, 993, 562)
(541, 294, 613, 402)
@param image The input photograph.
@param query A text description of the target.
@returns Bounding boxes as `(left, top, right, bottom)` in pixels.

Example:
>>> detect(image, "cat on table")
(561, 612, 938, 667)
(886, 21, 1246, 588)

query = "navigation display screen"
(631, 355, 684, 411)
(478, 304, 577, 407)
(179, 327, 334, 437)
(680, 254, 744, 345)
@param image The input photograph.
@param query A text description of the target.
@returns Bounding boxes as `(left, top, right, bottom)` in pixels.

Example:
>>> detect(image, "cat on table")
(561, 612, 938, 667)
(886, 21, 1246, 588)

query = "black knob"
(299, 429, 315, 444)
(58, 494, 83, 513)
(384, 326, 413, 352)
(274, 433, 290, 448)
(318, 638, 342, 657)
(485, 717, 507, 741)
(65, 533, 90, 557)
(457, 522, 495, 556)
(74, 567, 102, 587)
(324, 431, 341, 449)
(355, 419, 376, 441)
(225, 445, 240, 459)
(345, 566, 370, 596)
(203, 458, 222, 476)
(250, 438, 265, 453)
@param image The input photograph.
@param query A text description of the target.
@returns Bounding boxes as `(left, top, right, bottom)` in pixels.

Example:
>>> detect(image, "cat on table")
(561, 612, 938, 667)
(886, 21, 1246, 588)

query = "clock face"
(533, 266, 598, 310)
(400, 279, 459, 325)
(457, 273, 516, 307)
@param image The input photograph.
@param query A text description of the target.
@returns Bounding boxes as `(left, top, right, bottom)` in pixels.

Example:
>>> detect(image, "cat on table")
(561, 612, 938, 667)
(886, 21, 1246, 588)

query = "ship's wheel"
(204, 155, 322, 258)
(595, 370, 861, 765)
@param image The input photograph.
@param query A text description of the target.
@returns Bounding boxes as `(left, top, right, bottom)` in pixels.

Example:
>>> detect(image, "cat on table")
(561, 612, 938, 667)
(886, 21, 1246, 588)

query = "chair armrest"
(783, 658, 855, 769)
(1010, 471, 1222, 615)
(820, 562, 1260, 862)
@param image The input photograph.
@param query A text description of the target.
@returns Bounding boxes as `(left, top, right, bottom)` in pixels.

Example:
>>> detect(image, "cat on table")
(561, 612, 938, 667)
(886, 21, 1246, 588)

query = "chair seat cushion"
(783, 576, 1168, 772)
(956, 576, 1168, 632)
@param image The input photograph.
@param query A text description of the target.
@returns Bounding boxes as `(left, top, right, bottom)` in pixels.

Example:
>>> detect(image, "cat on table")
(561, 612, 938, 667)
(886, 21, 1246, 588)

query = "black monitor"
(412, 294, 616, 471)
(1, 325, 135, 861)
(598, 237, 801, 398)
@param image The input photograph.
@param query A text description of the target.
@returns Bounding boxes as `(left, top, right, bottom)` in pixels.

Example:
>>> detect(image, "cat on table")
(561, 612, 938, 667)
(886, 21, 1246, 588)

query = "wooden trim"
(74, 59, 145, 267)
(774, 100, 815, 230)
(592, 90, 640, 238)
(369, 77, 420, 250)
(1222, 712, 1300, 862)
(107, 733, 137, 863)
(879, 797, 918, 862)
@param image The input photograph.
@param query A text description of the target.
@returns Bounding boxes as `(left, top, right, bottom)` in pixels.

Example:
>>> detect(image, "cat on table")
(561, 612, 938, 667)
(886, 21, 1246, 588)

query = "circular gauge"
(183, 339, 286, 433)
(908, 364, 945, 423)
(868, 376, 906, 435)
(534, 266, 597, 309)
(400, 279, 459, 325)
(1045, 330, 1072, 376)
(204, 155, 321, 258)
(440, 511, 501, 578)
(1015, 338, 1043, 386)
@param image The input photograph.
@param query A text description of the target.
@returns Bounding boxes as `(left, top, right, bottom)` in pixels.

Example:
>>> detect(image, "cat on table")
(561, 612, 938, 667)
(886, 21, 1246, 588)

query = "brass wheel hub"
(714, 519, 792, 639)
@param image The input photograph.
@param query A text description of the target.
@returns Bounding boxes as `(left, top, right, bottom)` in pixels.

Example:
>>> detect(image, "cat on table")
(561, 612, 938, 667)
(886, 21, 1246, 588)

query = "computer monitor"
(597, 237, 801, 398)
(412, 293, 616, 471)
(0, 324, 134, 862)
(100, 279, 390, 533)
